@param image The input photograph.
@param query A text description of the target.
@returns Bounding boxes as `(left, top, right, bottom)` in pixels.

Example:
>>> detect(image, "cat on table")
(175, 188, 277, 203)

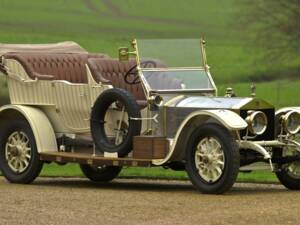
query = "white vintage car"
(0, 39, 300, 194)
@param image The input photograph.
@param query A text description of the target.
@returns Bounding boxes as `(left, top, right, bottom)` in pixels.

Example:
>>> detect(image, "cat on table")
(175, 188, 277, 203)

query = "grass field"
(0, 0, 298, 83)
(41, 163, 278, 183)
(0, 0, 299, 182)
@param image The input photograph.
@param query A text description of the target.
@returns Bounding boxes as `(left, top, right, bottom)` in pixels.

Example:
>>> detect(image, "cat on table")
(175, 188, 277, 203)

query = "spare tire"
(90, 88, 141, 157)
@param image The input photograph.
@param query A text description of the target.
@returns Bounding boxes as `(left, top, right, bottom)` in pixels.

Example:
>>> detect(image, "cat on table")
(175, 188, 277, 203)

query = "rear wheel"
(0, 120, 43, 183)
(185, 123, 240, 194)
(80, 164, 122, 182)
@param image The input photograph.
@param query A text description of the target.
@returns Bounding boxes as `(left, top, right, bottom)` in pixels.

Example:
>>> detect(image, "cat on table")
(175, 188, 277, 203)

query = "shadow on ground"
(25, 177, 290, 195)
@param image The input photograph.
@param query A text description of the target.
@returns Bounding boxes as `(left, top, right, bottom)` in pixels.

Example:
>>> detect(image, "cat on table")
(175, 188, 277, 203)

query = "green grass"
(0, 0, 298, 83)
(218, 79, 300, 108)
(40, 163, 278, 183)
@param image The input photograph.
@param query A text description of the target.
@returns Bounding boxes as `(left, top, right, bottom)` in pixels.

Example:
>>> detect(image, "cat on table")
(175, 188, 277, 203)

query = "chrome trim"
(276, 107, 300, 116)
(152, 89, 216, 94)
(245, 111, 268, 135)
(134, 38, 217, 98)
(142, 67, 205, 71)
(238, 140, 272, 160)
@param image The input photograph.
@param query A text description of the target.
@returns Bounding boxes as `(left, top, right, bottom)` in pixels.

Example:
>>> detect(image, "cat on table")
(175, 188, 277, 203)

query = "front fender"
(0, 105, 57, 153)
(152, 109, 247, 166)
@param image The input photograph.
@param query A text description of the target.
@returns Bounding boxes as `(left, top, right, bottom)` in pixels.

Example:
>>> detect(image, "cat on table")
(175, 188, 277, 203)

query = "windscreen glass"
(137, 39, 214, 91)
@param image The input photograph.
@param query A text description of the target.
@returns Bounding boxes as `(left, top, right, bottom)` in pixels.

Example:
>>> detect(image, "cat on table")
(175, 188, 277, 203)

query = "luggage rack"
(39, 151, 153, 167)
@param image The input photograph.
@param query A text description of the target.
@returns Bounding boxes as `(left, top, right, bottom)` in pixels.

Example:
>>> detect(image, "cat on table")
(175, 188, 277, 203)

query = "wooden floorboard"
(39, 151, 153, 167)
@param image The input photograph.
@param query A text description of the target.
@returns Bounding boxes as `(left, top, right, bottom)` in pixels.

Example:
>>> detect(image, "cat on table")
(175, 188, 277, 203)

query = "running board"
(39, 151, 152, 167)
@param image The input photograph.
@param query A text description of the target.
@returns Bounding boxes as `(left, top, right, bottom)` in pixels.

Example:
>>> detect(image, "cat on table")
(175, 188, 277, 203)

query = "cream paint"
(4, 59, 108, 133)
(152, 109, 248, 165)
(0, 105, 57, 153)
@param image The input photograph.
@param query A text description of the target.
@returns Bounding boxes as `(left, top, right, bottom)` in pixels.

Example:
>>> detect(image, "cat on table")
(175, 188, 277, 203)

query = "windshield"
(136, 39, 215, 92)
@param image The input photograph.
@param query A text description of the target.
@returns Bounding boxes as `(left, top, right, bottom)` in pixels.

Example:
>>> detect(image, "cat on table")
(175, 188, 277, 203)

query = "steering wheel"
(124, 60, 158, 85)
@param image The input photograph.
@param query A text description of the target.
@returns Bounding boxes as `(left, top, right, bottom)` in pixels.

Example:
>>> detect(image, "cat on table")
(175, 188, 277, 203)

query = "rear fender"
(0, 105, 57, 153)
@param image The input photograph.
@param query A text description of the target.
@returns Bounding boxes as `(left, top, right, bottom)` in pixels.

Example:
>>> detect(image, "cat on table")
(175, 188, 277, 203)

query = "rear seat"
(3, 53, 107, 83)
(88, 58, 147, 106)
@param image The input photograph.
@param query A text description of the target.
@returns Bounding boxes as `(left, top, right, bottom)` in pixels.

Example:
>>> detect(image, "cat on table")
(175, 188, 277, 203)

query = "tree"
(239, 0, 300, 67)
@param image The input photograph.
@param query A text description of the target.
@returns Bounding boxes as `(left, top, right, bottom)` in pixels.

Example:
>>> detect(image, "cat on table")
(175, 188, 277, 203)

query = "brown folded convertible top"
(0, 41, 87, 56)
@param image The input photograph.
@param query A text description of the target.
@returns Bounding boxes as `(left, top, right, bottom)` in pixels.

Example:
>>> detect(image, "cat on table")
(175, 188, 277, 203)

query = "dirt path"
(0, 177, 299, 225)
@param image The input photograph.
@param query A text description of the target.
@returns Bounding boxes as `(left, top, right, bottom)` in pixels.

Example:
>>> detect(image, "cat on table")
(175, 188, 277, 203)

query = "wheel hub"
(5, 131, 32, 173)
(195, 137, 225, 183)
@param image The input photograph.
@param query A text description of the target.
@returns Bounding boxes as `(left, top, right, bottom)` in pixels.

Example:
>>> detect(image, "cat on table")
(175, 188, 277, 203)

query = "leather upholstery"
(88, 58, 147, 101)
(3, 53, 107, 83)
(88, 58, 184, 103)
(0, 57, 6, 74)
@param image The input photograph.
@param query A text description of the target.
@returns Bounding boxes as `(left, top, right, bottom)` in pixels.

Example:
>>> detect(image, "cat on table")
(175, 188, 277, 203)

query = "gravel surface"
(0, 177, 299, 225)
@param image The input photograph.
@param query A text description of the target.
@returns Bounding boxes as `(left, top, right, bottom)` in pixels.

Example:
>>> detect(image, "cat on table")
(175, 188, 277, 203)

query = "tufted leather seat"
(87, 58, 184, 107)
(88, 58, 147, 103)
(3, 53, 107, 83)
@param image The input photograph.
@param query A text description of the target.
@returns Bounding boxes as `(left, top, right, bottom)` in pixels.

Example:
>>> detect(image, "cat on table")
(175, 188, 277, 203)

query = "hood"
(165, 96, 274, 110)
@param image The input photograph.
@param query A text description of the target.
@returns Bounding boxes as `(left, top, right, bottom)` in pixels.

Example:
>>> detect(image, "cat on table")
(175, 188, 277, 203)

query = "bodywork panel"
(0, 105, 57, 153)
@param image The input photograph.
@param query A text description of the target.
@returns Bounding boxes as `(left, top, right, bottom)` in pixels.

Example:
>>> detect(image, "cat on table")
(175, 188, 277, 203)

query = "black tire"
(80, 164, 122, 182)
(185, 123, 240, 194)
(0, 120, 43, 183)
(274, 148, 300, 190)
(91, 88, 141, 157)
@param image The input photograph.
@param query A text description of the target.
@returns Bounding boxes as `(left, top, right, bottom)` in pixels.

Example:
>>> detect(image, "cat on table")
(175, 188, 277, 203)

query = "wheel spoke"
(216, 160, 224, 167)
(195, 136, 225, 183)
(7, 143, 16, 148)
(13, 159, 18, 170)
(115, 107, 126, 145)
(215, 166, 223, 176)
(5, 131, 32, 173)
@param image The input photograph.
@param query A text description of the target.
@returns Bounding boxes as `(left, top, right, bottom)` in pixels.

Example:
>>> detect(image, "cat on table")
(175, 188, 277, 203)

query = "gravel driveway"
(0, 177, 298, 225)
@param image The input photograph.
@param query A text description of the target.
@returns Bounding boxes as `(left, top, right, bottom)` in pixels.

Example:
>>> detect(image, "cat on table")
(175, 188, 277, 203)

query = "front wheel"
(80, 164, 122, 182)
(185, 123, 240, 194)
(0, 120, 43, 183)
(275, 142, 300, 190)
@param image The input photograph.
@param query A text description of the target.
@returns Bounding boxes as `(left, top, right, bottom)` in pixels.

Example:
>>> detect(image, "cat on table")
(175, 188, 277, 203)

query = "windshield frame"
(133, 39, 217, 97)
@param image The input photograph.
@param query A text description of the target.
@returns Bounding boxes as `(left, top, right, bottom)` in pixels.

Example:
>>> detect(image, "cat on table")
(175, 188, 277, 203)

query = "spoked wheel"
(0, 120, 43, 183)
(275, 136, 300, 190)
(80, 164, 122, 182)
(105, 104, 129, 146)
(91, 88, 141, 157)
(185, 123, 240, 194)
(195, 137, 225, 183)
(6, 131, 32, 173)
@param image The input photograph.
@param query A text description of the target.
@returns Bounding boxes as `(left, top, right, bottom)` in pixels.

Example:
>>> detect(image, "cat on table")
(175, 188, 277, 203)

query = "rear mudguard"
(0, 104, 57, 153)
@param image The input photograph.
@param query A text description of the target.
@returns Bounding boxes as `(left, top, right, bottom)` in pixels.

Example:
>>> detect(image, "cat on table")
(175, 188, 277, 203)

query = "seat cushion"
(4, 53, 107, 83)
(88, 58, 146, 101)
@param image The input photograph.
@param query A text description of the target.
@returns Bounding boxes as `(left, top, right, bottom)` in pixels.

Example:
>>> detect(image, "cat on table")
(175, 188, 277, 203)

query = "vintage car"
(0, 39, 300, 194)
